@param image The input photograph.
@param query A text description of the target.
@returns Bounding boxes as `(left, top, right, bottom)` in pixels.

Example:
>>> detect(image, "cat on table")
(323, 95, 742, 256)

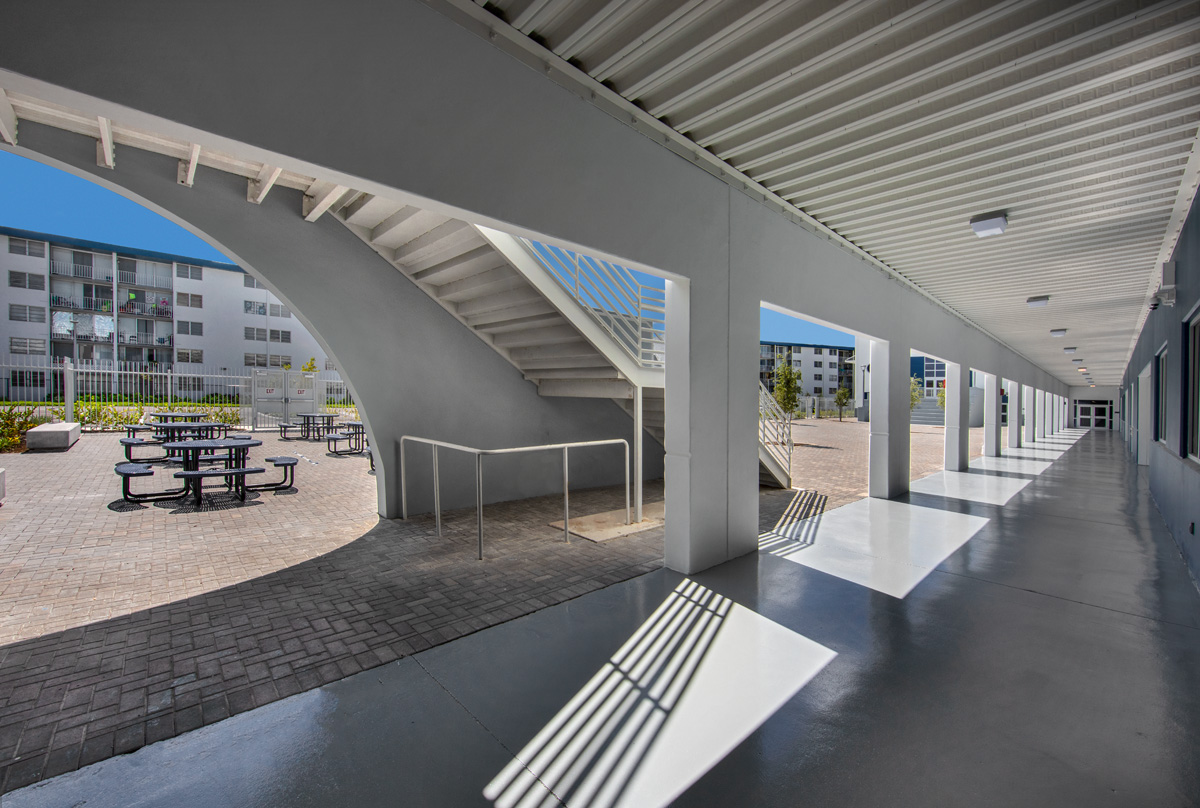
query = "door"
(1137, 365, 1152, 466)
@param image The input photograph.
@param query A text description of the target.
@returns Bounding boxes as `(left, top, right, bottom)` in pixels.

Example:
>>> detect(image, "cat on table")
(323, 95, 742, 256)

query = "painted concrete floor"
(8, 428, 1200, 807)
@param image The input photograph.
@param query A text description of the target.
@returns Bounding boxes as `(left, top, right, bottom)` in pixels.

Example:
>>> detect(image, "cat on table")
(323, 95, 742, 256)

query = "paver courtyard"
(0, 418, 993, 792)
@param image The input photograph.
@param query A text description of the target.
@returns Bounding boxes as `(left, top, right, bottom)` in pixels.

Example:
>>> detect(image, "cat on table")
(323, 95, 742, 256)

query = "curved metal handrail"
(400, 435, 630, 560)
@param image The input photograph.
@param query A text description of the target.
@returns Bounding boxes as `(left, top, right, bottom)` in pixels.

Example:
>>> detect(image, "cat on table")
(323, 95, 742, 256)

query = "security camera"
(1149, 295, 1161, 311)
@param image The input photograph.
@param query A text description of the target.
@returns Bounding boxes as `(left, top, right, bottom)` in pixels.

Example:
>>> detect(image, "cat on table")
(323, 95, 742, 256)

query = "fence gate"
(253, 369, 318, 427)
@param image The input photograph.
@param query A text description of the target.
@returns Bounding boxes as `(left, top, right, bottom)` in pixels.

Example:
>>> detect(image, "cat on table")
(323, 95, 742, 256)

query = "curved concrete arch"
(7, 123, 659, 518)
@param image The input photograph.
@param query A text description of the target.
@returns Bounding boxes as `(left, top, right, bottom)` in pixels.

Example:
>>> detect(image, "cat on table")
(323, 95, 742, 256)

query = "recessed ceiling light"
(1090, 384, 1096, 387)
(1063, 347, 1076, 354)
(1050, 328, 1067, 337)
(1077, 367, 1087, 372)
(1027, 296, 1050, 308)
(970, 210, 1008, 237)
(1072, 359, 1083, 364)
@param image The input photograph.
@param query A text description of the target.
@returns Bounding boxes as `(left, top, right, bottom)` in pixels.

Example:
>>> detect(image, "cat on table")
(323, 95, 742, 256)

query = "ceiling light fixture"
(1027, 296, 1050, 308)
(1072, 359, 1083, 364)
(1077, 367, 1087, 372)
(970, 210, 1008, 237)
(1063, 347, 1077, 354)
(1050, 328, 1067, 337)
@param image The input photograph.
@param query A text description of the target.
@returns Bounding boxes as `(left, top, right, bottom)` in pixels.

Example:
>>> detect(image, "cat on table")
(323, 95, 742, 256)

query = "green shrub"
(0, 405, 39, 452)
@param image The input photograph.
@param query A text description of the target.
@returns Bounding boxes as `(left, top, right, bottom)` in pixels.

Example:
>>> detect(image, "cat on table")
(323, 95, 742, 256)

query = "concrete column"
(984, 372, 1001, 457)
(1007, 380, 1022, 448)
(869, 339, 911, 498)
(1024, 386, 1037, 444)
(1052, 394, 1060, 434)
(1036, 389, 1047, 439)
(944, 361, 970, 471)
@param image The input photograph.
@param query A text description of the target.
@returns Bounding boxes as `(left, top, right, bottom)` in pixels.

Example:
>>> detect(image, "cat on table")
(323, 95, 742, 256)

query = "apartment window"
(176, 292, 202, 308)
(244, 275, 265, 289)
(244, 300, 266, 315)
(9, 304, 46, 323)
(1157, 349, 1169, 443)
(269, 329, 291, 343)
(828, 387, 837, 395)
(10, 370, 46, 387)
(244, 327, 267, 341)
(175, 264, 203, 280)
(244, 353, 269, 367)
(269, 355, 293, 367)
(813, 373, 823, 381)
(177, 376, 205, 392)
(1190, 317, 1200, 459)
(325, 358, 337, 371)
(10, 338, 46, 354)
(813, 348, 823, 355)
(177, 320, 203, 336)
(8, 270, 46, 290)
(814, 361, 823, 368)
(269, 303, 291, 318)
(8, 237, 46, 257)
(177, 349, 204, 363)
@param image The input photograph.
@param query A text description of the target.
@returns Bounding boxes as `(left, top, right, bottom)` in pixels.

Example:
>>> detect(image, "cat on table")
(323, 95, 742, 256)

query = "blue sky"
(1, 149, 854, 346)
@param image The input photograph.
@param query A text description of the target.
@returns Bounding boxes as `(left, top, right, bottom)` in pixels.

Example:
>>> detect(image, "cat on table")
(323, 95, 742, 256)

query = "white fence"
(0, 354, 354, 430)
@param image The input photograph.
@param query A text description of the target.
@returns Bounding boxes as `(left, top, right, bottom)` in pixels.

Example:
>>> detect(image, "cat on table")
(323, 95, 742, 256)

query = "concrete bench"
(26, 422, 81, 450)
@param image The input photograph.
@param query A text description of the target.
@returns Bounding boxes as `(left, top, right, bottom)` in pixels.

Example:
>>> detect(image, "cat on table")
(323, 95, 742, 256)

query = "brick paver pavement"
(0, 433, 663, 793)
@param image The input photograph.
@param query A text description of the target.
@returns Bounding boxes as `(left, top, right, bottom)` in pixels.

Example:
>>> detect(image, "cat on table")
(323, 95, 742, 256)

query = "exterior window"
(177, 320, 203, 336)
(325, 358, 337, 371)
(814, 361, 822, 368)
(175, 264, 203, 280)
(8, 270, 45, 290)
(244, 327, 267, 341)
(1157, 350, 1169, 443)
(8, 238, 46, 257)
(176, 292, 202, 308)
(813, 373, 823, 381)
(177, 349, 204, 363)
(244, 300, 267, 315)
(243, 275, 264, 289)
(269, 329, 291, 343)
(10, 338, 47, 354)
(10, 370, 46, 387)
(1190, 317, 1200, 458)
(269, 303, 291, 318)
(244, 352, 269, 367)
(269, 354, 293, 367)
(9, 304, 46, 323)
(813, 348, 823, 355)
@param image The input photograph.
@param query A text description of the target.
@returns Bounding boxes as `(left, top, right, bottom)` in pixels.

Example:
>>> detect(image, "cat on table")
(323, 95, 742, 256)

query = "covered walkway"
(10, 428, 1198, 806)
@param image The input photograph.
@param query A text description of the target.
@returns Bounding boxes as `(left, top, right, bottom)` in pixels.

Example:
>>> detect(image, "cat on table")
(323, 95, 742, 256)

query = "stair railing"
(516, 238, 666, 370)
(759, 382, 793, 475)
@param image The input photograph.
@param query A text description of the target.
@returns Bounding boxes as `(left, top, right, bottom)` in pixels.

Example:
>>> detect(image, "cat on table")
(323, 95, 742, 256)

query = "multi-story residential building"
(1, 227, 331, 374)
(760, 340, 855, 397)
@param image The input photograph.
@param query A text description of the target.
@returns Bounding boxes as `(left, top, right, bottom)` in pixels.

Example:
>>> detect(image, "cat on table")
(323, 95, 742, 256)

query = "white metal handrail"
(50, 261, 114, 282)
(759, 381, 793, 473)
(400, 435, 630, 560)
(516, 238, 666, 369)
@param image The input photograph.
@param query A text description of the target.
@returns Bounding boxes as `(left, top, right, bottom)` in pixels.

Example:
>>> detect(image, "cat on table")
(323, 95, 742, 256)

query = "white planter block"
(0, 468, 5, 506)
(26, 422, 82, 450)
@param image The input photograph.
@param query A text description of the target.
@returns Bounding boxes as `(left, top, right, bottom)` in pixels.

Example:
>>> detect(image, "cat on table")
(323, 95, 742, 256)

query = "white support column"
(633, 384, 643, 524)
(1036, 389, 1047, 439)
(944, 361, 970, 471)
(869, 339, 911, 498)
(984, 372, 1001, 457)
(1008, 381, 1022, 448)
(1023, 386, 1037, 444)
(1051, 394, 1060, 434)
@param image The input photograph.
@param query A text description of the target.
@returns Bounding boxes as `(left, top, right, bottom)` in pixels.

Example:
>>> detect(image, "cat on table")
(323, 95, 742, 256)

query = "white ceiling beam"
(554, 0, 641, 62)
(176, 142, 201, 187)
(303, 181, 349, 222)
(589, 0, 718, 82)
(95, 115, 114, 168)
(247, 164, 283, 204)
(0, 88, 17, 145)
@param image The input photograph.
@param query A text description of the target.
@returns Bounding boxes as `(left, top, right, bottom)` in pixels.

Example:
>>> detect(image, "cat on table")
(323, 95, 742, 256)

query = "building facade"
(2, 227, 332, 375)
(759, 340, 854, 397)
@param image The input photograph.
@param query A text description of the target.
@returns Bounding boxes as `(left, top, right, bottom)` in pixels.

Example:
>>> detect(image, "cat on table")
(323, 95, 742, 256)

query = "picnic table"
(161, 438, 264, 505)
(328, 420, 366, 455)
(151, 421, 228, 446)
(295, 412, 335, 439)
(148, 411, 205, 423)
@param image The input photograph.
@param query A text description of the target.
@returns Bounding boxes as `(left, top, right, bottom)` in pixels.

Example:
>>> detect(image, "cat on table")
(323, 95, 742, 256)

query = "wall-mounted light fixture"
(1027, 296, 1050, 308)
(970, 210, 1008, 237)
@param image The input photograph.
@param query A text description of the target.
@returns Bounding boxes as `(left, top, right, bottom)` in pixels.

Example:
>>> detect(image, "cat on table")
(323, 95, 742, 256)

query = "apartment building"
(759, 340, 855, 397)
(1, 227, 331, 373)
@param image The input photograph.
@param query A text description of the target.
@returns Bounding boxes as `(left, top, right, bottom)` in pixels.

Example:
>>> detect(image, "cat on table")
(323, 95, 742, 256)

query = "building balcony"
(50, 295, 114, 313)
(77, 332, 115, 343)
(117, 271, 172, 291)
(50, 261, 114, 283)
(118, 301, 172, 318)
(118, 333, 173, 347)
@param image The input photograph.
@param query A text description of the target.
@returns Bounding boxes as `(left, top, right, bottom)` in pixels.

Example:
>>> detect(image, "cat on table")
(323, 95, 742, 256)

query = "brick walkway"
(0, 433, 663, 793)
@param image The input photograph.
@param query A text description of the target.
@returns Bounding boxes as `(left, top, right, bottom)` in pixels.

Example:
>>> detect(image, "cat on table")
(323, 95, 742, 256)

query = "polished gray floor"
(9, 429, 1200, 807)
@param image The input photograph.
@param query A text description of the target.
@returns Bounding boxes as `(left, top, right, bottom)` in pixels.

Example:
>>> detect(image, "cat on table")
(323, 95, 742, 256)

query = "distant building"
(1, 227, 332, 374)
(760, 340, 854, 397)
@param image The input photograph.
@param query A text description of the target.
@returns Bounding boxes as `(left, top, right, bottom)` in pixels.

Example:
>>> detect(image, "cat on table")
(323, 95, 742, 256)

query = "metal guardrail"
(516, 238, 666, 369)
(400, 435, 630, 560)
(50, 261, 114, 282)
(759, 381, 793, 474)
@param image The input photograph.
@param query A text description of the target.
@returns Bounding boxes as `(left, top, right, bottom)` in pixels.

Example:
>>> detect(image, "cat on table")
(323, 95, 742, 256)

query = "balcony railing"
(117, 270, 173, 291)
(50, 295, 114, 313)
(118, 333, 173, 346)
(50, 261, 114, 282)
(51, 330, 74, 341)
(76, 332, 115, 343)
(118, 301, 172, 318)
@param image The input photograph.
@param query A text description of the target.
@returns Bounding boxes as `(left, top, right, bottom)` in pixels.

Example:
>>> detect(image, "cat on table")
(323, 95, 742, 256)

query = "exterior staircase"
(911, 397, 946, 426)
(331, 192, 790, 488)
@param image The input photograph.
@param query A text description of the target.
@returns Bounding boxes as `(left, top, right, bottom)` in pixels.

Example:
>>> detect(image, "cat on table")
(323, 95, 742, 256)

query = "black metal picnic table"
(161, 438, 264, 505)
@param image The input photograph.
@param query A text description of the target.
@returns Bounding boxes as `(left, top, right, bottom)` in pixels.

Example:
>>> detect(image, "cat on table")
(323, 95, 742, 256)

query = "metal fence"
(0, 354, 355, 430)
